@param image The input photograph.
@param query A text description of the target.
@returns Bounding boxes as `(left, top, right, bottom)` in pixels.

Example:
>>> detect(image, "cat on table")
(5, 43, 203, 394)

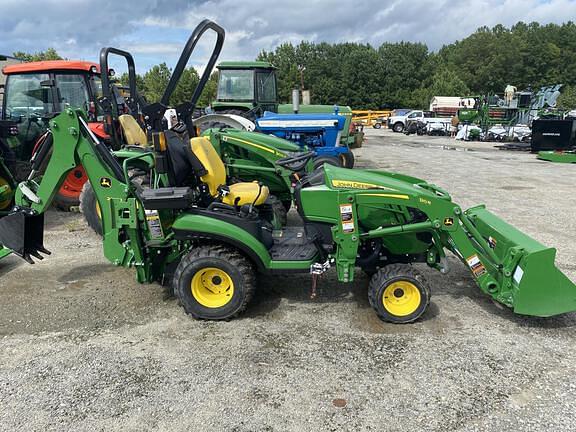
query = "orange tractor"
(0, 60, 112, 209)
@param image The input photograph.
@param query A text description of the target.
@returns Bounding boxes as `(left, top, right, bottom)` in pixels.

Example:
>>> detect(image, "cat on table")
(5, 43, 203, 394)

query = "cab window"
(217, 70, 254, 101)
(55, 73, 91, 112)
(256, 71, 276, 102)
(4, 73, 51, 120)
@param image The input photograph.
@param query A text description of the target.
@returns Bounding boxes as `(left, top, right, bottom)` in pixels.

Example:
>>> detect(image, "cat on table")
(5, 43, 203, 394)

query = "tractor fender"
(171, 213, 271, 271)
(192, 114, 256, 131)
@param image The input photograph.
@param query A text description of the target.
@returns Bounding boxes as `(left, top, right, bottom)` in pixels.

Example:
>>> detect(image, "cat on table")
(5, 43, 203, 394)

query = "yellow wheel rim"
(382, 281, 421, 317)
(0, 176, 14, 210)
(191, 267, 235, 308)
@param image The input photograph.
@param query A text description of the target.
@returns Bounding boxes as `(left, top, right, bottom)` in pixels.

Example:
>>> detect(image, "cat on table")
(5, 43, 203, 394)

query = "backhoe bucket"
(466, 205, 576, 317)
(0, 207, 50, 264)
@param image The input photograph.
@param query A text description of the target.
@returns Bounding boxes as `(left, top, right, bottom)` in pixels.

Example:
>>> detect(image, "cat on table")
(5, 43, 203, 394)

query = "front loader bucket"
(465, 205, 576, 317)
(0, 207, 50, 264)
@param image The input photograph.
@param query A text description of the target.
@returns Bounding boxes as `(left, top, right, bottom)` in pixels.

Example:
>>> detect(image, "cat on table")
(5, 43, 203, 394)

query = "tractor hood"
(214, 128, 304, 155)
(323, 164, 430, 195)
(256, 111, 346, 132)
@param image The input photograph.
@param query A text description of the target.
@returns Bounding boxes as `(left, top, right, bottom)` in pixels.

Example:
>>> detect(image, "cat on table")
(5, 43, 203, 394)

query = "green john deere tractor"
(1, 107, 575, 323)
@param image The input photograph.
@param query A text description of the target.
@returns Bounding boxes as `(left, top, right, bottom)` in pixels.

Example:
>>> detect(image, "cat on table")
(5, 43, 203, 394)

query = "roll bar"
(99, 47, 139, 149)
(142, 19, 225, 134)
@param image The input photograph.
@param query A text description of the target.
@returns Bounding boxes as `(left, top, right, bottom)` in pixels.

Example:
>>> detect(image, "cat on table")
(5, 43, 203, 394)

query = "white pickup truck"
(387, 110, 452, 133)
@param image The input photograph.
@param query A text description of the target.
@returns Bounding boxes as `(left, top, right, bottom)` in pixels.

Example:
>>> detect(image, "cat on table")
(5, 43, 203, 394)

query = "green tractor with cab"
(211, 61, 357, 147)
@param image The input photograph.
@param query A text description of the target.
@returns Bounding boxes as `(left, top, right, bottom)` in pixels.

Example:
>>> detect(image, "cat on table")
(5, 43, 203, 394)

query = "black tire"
(340, 151, 355, 168)
(373, 122, 382, 129)
(393, 122, 404, 133)
(52, 193, 79, 212)
(368, 264, 430, 324)
(313, 155, 341, 170)
(0, 173, 14, 210)
(80, 182, 102, 236)
(173, 245, 256, 320)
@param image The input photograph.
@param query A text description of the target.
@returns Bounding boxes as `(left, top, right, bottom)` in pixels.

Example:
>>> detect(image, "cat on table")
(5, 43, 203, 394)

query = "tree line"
(258, 21, 576, 110)
(12, 21, 576, 110)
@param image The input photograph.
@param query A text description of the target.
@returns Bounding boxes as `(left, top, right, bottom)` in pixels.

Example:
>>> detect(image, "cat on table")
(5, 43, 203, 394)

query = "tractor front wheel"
(173, 245, 256, 320)
(368, 264, 430, 323)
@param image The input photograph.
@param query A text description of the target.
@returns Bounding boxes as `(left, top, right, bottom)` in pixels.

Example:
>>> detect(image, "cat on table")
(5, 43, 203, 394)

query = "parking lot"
(1, 128, 575, 432)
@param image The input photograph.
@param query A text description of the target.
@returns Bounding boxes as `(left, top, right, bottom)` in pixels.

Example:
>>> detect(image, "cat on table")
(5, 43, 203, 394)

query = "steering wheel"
(275, 151, 315, 172)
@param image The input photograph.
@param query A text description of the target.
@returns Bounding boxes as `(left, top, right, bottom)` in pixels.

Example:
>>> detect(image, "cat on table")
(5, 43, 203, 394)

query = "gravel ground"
(1, 128, 576, 431)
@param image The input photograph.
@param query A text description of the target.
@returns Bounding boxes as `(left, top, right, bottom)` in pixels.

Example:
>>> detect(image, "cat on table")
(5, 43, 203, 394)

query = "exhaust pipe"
(292, 89, 300, 114)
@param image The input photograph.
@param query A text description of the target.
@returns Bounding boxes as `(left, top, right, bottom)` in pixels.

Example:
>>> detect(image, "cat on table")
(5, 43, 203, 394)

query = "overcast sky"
(1, 0, 575, 74)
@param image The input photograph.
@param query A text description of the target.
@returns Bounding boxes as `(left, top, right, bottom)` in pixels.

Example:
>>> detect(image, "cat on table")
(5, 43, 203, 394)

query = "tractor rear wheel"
(340, 151, 355, 168)
(0, 174, 14, 210)
(80, 182, 102, 236)
(313, 155, 341, 170)
(173, 245, 256, 320)
(53, 166, 88, 211)
(368, 264, 430, 323)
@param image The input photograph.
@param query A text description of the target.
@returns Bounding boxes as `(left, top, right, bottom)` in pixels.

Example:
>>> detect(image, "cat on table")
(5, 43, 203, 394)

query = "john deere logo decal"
(443, 217, 454, 226)
(100, 177, 112, 188)
(331, 180, 395, 191)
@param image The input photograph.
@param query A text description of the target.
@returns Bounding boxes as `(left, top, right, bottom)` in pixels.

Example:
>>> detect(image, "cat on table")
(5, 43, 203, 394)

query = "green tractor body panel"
(171, 213, 315, 272)
(211, 101, 255, 112)
(216, 128, 302, 155)
(537, 151, 576, 163)
(172, 213, 272, 267)
(217, 61, 276, 70)
(205, 128, 312, 202)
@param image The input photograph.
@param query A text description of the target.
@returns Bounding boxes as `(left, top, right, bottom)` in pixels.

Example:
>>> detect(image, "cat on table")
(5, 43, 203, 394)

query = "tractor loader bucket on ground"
(0, 207, 50, 264)
(465, 205, 576, 317)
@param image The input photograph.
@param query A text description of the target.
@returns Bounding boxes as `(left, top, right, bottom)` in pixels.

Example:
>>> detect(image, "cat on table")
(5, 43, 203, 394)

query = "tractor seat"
(190, 137, 269, 206)
(118, 114, 149, 147)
